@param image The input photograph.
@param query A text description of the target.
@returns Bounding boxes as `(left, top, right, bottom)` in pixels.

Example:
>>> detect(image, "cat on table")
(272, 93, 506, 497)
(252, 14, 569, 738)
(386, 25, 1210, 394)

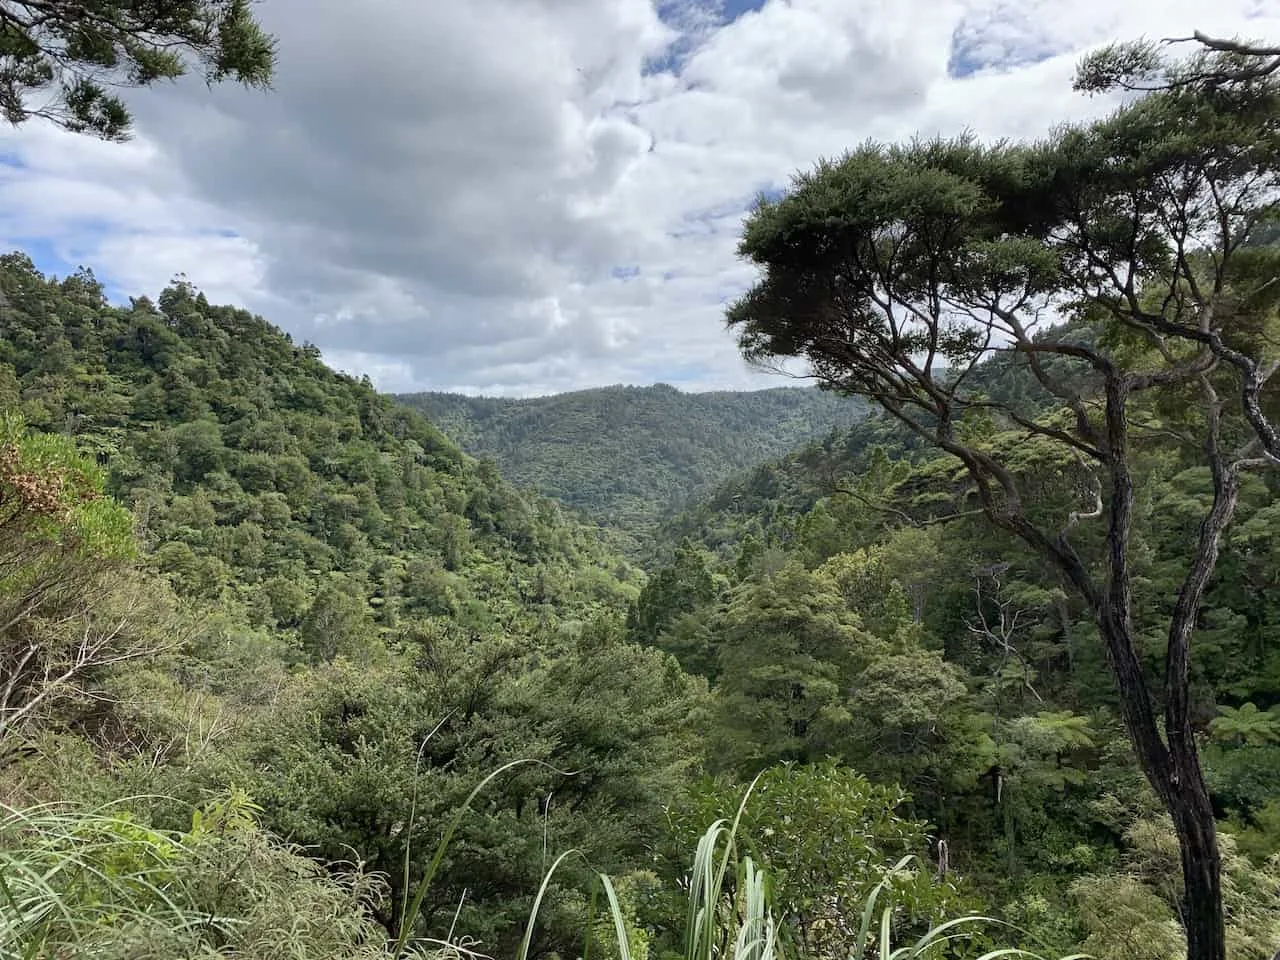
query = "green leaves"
(710, 560, 884, 769)
(0, 0, 276, 140)
(1208, 702, 1280, 747)
(0, 413, 135, 559)
(731, 135, 1054, 374)
(1072, 814, 1280, 960)
(666, 761, 952, 960)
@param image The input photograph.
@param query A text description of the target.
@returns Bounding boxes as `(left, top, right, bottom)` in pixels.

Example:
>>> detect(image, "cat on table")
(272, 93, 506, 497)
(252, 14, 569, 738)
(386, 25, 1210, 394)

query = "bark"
(1094, 613, 1226, 960)
(1074, 370, 1231, 960)
(958, 371, 1234, 960)
(1170, 749, 1226, 960)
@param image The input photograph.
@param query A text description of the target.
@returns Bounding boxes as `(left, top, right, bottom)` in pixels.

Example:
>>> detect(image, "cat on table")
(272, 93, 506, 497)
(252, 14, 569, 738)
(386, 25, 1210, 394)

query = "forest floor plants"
(0, 764, 1092, 960)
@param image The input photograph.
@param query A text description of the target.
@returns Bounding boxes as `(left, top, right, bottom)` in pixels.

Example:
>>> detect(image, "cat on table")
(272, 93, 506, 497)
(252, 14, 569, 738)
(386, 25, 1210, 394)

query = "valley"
(3, 247, 1277, 959)
(397, 385, 866, 554)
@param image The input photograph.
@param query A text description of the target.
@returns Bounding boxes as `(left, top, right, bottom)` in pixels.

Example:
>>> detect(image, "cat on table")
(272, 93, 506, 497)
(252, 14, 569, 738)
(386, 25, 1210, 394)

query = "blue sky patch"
(684, 194, 754, 224)
(946, 46, 987, 79)
(719, 0, 768, 21)
(644, 0, 771, 76)
(611, 264, 641, 280)
(669, 188, 775, 240)
(13, 237, 72, 278)
(9, 235, 134, 304)
(638, 360, 711, 382)
(947, 25, 1062, 79)
(642, 35, 699, 77)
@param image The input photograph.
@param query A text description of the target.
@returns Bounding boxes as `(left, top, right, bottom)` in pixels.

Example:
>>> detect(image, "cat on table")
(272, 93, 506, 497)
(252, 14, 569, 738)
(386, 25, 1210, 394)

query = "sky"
(1, 0, 1278, 397)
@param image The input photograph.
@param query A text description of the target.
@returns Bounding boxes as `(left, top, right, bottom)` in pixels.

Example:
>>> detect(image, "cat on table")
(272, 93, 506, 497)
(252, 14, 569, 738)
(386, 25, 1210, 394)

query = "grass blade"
(392, 757, 570, 957)
(600, 873, 634, 960)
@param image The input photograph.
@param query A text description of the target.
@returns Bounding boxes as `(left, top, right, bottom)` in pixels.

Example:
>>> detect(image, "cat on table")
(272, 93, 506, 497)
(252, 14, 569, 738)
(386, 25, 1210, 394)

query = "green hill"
(0, 253, 638, 638)
(395, 384, 866, 549)
(648, 340, 1088, 562)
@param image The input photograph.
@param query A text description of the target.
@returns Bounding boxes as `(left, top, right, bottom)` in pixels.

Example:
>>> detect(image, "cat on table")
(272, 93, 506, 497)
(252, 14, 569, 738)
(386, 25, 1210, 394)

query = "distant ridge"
(395, 384, 866, 550)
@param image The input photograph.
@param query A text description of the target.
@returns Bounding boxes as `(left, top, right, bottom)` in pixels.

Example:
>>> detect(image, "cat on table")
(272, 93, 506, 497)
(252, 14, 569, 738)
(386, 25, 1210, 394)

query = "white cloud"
(0, 0, 1276, 395)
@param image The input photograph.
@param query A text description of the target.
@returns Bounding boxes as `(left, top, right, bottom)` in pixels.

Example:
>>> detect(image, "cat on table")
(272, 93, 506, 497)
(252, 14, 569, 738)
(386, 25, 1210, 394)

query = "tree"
(1208, 702, 1280, 748)
(0, 0, 276, 140)
(298, 579, 371, 663)
(1076, 32, 1280, 92)
(627, 538, 717, 645)
(0, 414, 167, 743)
(711, 560, 884, 770)
(237, 622, 705, 956)
(726, 39, 1279, 960)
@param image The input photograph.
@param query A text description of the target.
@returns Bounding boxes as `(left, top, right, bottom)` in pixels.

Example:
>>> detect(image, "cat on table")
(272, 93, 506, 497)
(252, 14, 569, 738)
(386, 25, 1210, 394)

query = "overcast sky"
(2, 0, 1277, 396)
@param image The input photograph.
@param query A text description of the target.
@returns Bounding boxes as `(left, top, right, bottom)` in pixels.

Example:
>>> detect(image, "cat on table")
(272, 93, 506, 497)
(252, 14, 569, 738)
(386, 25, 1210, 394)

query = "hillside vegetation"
(2, 254, 1037, 960)
(652, 345, 1074, 561)
(5, 249, 1277, 960)
(0, 254, 710, 957)
(397, 385, 865, 549)
(0, 255, 635, 634)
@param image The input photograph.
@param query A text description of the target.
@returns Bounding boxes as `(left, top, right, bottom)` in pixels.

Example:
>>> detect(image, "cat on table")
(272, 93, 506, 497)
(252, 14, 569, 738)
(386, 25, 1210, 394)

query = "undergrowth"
(0, 773, 1082, 960)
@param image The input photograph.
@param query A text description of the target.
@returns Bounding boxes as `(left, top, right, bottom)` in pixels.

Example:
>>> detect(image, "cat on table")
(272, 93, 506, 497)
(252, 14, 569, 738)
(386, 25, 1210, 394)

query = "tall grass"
(511, 817, 777, 960)
(0, 793, 402, 960)
(511, 773, 1084, 960)
(841, 854, 1090, 960)
(0, 777, 1087, 960)
(0, 798, 212, 959)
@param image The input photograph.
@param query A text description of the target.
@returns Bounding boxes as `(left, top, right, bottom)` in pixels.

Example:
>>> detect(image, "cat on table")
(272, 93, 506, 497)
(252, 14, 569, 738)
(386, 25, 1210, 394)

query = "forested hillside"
(6, 253, 1277, 960)
(0, 254, 707, 957)
(396, 385, 865, 549)
(652, 346, 1073, 561)
(0, 254, 636, 632)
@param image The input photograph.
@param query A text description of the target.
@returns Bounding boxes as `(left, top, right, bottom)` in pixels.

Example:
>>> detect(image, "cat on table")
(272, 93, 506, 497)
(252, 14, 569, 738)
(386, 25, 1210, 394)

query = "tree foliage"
(0, 0, 276, 140)
(0, 414, 169, 743)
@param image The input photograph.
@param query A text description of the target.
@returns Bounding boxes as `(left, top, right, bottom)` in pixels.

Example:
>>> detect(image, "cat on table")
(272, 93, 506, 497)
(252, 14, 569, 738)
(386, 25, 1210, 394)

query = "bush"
(0, 789, 402, 960)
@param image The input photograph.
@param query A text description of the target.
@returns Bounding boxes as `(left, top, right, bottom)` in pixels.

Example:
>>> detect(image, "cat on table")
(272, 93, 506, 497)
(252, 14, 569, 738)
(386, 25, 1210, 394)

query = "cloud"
(0, 0, 1276, 395)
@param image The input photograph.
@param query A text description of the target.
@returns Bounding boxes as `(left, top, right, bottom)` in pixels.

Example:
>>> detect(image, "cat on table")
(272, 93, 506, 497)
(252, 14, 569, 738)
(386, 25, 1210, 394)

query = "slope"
(649, 332, 1102, 561)
(0, 252, 637, 642)
(395, 383, 866, 548)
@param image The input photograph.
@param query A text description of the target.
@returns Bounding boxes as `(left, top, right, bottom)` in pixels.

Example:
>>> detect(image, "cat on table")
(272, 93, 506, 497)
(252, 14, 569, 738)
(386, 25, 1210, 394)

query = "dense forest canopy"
(1, 20, 1279, 960)
(398, 385, 866, 554)
(0, 0, 276, 140)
